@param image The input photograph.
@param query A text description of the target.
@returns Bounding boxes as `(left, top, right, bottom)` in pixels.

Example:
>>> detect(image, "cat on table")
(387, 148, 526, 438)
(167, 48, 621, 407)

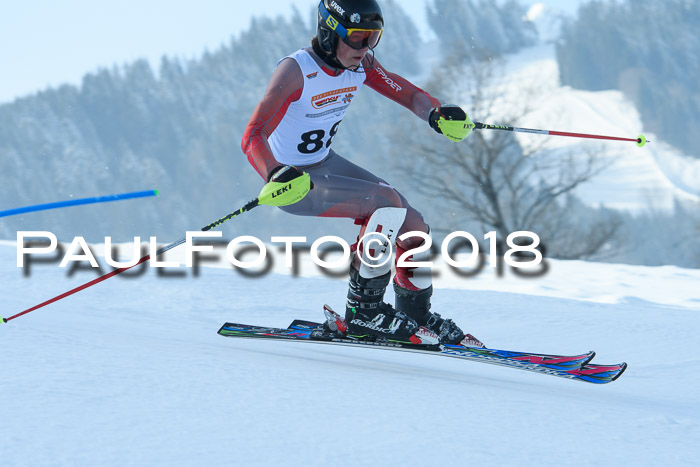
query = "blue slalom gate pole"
(0, 190, 159, 218)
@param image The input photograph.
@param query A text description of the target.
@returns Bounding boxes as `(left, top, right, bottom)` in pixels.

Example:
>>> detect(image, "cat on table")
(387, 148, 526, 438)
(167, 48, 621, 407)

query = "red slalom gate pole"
(1, 239, 182, 324)
(473, 122, 649, 147)
(3, 256, 150, 323)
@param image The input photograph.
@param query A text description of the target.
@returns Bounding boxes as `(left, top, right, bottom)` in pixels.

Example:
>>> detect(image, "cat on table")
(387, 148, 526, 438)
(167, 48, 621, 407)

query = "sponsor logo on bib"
(311, 86, 357, 109)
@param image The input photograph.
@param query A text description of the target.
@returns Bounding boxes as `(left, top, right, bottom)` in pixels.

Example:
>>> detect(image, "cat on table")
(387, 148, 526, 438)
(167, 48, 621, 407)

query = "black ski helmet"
(317, 0, 384, 54)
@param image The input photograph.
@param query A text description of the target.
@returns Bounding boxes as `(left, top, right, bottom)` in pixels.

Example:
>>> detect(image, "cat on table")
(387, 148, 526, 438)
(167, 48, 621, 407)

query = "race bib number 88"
(297, 120, 342, 154)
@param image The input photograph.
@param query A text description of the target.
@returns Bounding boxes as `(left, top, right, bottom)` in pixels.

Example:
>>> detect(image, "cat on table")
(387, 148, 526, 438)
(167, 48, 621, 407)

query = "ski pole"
(473, 122, 649, 147)
(1, 172, 311, 324)
(0, 190, 159, 218)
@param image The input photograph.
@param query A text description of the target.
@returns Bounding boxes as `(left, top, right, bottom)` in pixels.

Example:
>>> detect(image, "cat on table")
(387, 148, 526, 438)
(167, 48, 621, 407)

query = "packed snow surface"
(2, 241, 699, 466)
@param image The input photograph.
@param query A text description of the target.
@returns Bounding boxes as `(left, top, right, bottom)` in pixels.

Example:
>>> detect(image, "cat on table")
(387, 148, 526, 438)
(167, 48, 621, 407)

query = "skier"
(242, 0, 484, 347)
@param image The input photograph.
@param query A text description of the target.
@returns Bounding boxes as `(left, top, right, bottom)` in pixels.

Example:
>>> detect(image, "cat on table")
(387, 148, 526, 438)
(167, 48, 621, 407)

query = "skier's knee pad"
(355, 207, 407, 279)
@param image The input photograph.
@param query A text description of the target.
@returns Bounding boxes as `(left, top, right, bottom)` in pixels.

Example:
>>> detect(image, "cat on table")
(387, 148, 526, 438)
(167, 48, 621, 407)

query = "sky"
(0, 0, 584, 104)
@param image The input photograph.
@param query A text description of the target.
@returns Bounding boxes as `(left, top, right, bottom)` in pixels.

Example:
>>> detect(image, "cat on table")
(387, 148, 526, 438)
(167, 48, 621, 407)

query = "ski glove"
(429, 105, 475, 142)
(268, 165, 302, 183)
(261, 165, 313, 207)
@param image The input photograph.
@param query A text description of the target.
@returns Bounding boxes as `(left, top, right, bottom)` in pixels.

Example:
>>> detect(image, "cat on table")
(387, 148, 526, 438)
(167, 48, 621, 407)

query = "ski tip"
(583, 350, 596, 365)
(611, 362, 628, 381)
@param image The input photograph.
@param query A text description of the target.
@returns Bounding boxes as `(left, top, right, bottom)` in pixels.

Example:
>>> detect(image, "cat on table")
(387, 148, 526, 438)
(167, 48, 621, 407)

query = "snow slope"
(485, 44, 700, 211)
(2, 241, 700, 466)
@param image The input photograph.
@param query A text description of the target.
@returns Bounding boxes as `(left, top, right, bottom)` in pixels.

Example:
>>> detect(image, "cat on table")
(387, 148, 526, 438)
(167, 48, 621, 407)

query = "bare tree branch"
(397, 55, 620, 259)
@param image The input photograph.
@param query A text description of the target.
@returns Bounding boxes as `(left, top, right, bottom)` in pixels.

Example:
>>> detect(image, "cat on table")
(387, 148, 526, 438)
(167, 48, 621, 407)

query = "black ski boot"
(394, 283, 478, 346)
(345, 267, 419, 342)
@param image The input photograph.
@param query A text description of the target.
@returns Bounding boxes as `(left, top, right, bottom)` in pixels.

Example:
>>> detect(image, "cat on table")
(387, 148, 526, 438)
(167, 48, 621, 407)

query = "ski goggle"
(319, 1, 383, 50)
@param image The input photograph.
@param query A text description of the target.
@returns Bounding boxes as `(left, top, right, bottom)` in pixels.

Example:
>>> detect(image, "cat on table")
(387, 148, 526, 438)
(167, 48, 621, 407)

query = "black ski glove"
(267, 165, 314, 189)
(429, 105, 475, 142)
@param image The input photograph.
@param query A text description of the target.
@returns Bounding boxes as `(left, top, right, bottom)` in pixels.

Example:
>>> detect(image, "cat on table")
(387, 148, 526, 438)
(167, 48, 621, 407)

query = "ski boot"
(344, 267, 421, 343)
(394, 283, 485, 348)
(341, 207, 419, 343)
(335, 207, 439, 345)
(394, 228, 485, 348)
(323, 303, 439, 345)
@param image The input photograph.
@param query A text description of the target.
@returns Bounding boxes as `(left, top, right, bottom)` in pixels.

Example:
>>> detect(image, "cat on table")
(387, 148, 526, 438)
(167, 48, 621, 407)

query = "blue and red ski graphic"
(218, 321, 626, 384)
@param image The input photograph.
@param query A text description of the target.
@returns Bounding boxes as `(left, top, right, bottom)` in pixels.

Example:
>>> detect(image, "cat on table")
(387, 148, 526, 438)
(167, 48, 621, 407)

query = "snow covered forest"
(0, 0, 698, 267)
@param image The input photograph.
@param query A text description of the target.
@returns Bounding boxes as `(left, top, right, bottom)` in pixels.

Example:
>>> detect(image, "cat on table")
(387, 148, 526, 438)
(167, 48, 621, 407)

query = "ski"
(218, 320, 626, 384)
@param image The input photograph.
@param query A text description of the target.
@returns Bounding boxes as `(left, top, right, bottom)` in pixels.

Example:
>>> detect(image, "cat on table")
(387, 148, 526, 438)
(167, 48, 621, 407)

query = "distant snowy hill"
(2, 241, 699, 466)
(489, 44, 700, 211)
